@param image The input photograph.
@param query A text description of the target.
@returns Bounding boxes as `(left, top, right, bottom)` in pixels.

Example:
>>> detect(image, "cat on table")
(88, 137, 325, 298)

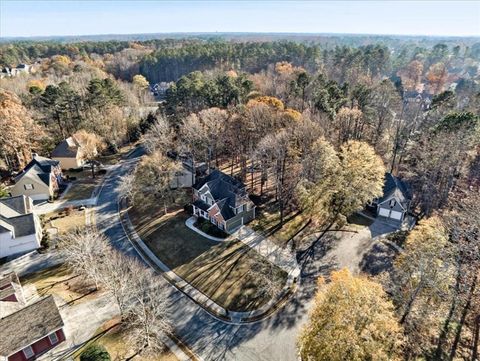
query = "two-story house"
(375, 173, 411, 223)
(0, 272, 66, 361)
(191, 170, 256, 233)
(10, 155, 63, 201)
(0, 196, 42, 258)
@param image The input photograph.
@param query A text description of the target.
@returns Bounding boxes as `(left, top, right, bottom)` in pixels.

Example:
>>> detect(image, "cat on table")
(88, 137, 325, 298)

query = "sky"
(1, 1, 479, 38)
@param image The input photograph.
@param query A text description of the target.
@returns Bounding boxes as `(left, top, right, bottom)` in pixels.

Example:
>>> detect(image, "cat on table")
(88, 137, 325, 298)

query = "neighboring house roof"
(51, 136, 82, 158)
(0, 196, 37, 238)
(0, 272, 19, 290)
(0, 295, 64, 357)
(14, 155, 59, 186)
(193, 170, 252, 221)
(378, 173, 411, 209)
(0, 195, 30, 217)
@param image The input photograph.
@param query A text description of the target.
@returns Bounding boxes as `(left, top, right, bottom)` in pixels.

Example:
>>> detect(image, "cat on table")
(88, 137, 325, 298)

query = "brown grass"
(44, 208, 87, 234)
(63, 169, 105, 201)
(20, 264, 98, 305)
(129, 200, 287, 312)
(74, 318, 179, 361)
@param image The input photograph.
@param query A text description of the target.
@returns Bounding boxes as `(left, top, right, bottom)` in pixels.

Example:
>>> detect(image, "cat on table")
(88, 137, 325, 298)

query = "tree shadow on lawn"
(359, 241, 399, 276)
(165, 235, 339, 360)
(177, 240, 288, 312)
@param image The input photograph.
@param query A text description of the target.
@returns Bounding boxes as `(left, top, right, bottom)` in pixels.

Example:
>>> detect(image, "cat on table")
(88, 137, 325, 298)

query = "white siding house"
(0, 196, 42, 258)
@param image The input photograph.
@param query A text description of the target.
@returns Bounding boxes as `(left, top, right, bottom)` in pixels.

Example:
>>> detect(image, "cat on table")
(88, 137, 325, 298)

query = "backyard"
(129, 203, 287, 312)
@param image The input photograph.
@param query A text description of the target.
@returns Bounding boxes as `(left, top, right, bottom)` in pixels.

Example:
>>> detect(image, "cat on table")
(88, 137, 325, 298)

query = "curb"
(118, 198, 298, 325)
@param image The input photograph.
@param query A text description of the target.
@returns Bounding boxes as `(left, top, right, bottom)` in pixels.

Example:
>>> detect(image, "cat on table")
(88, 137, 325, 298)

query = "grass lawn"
(74, 319, 179, 361)
(43, 208, 87, 234)
(250, 199, 309, 247)
(129, 202, 287, 312)
(20, 264, 97, 305)
(63, 169, 105, 201)
(98, 142, 138, 165)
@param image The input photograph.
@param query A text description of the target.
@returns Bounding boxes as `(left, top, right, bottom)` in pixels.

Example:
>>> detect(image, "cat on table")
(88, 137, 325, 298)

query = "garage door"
(390, 210, 403, 220)
(29, 193, 49, 201)
(379, 207, 403, 220)
(378, 208, 390, 217)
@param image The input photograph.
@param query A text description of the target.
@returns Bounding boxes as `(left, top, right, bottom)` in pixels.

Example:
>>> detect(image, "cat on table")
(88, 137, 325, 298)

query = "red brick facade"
(7, 329, 65, 361)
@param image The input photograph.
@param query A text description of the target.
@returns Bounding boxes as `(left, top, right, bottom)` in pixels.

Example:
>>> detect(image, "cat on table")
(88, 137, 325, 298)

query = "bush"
(194, 217, 228, 238)
(64, 205, 74, 216)
(184, 203, 193, 214)
(80, 344, 111, 361)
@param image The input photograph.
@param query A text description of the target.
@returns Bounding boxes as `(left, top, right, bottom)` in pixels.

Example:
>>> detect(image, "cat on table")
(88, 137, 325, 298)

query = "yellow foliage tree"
(247, 96, 285, 111)
(27, 79, 46, 92)
(132, 74, 149, 89)
(299, 269, 403, 361)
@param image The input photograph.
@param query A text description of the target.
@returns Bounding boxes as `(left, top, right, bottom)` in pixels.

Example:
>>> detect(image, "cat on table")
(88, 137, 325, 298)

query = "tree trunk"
(450, 273, 478, 361)
(435, 264, 462, 359)
(91, 161, 95, 179)
(472, 314, 480, 361)
(400, 281, 424, 325)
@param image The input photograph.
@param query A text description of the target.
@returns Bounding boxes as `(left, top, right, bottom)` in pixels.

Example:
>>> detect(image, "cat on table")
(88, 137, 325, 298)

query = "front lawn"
(20, 264, 97, 305)
(250, 199, 309, 247)
(63, 169, 105, 201)
(74, 319, 179, 361)
(43, 207, 88, 234)
(129, 203, 287, 312)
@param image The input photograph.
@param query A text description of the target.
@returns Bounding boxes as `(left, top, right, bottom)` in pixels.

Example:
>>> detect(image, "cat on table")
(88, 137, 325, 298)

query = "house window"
(24, 184, 34, 190)
(211, 217, 217, 225)
(389, 199, 396, 208)
(48, 332, 59, 345)
(22, 345, 35, 359)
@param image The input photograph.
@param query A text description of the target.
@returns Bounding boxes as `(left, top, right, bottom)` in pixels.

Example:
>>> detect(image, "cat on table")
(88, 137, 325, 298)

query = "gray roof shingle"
(51, 137, 81, 158)
(0, 295, 64, 357)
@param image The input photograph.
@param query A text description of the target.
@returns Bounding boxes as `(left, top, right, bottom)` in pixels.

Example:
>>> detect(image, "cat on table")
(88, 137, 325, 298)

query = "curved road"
(95, 147, 312, 361)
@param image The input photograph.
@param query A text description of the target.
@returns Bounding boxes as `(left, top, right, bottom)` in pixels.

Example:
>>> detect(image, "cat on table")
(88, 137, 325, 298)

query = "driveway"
(94, 146, 401, 361)
(38, 293, 119, 361)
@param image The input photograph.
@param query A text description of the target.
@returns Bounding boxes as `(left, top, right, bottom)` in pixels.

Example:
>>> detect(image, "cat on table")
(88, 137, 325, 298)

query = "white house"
(0, 196, 42, 258)
(376, 173, 411, 222)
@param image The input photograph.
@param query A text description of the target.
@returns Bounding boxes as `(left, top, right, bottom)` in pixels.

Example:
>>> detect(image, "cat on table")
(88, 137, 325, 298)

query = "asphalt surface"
(94, 146, 310, 361)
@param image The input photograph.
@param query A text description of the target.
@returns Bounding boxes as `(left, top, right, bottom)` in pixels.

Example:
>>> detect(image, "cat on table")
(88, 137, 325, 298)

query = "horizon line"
(2, 30, 479, 42)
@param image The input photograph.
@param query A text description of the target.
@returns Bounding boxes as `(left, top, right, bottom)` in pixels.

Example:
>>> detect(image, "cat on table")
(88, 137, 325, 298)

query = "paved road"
(94, 146, 311, 361)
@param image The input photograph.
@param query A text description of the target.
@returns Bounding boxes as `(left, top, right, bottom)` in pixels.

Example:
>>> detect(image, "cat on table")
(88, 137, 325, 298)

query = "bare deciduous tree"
(143, 116, 174, 155)
(59, 227, 110, 289)
(125, 262, 172, 355)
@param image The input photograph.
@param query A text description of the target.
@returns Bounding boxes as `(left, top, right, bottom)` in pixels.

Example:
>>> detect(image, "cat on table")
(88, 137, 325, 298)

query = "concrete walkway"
(185, 216, 226, 242)
(231, 226, 301, 279)
(34, 198, 96, 215)
(119, 201, 229, 319)
(119, 199, 296, 324)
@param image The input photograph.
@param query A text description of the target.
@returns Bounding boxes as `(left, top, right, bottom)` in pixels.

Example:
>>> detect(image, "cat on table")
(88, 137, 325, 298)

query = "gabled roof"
(51, 136, 81, 158)
(0, 196, 37, 238)
(0, 295, 64, 357)
(193, 170, 251, 221)
(0, 196, 30, 217)
(14, 155, 59, 186)
(378, 173, 411, 207)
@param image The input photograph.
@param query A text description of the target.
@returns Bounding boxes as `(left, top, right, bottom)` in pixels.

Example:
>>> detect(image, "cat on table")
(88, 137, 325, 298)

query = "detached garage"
(376, 173, 411, 223)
